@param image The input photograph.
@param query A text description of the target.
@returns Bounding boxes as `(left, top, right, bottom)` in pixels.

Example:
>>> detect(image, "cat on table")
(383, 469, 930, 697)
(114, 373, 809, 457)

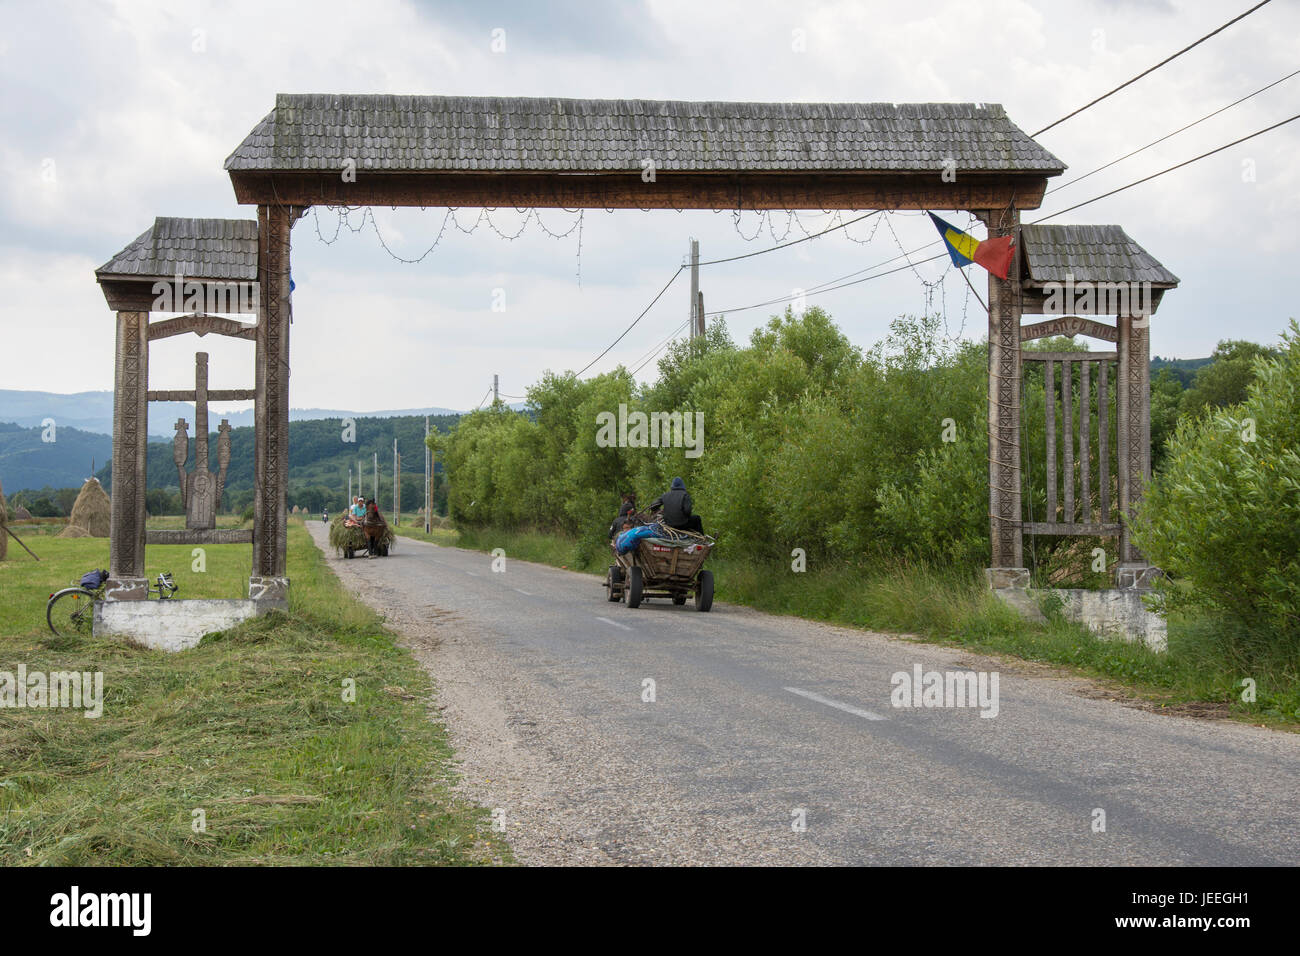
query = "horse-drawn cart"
(605, 526, 714, 611)
(329, 514, 394, 559)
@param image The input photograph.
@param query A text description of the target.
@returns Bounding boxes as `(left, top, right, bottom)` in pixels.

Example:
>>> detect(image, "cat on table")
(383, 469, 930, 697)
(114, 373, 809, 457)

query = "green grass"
(0, 519, 509, 865)
(394, 524, 1300, 729)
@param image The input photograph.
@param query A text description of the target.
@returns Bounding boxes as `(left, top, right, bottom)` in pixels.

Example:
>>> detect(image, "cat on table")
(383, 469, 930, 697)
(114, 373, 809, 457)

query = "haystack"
(60, 477, 111, 538)
(0, 478, 8, 561)
(14, 505, 32, 520)
(328, 513, 394, 554)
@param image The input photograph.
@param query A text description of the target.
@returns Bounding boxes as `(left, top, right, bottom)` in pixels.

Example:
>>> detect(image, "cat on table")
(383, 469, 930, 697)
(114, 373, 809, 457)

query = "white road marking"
(596, 616, 633, 631)
(783, 686, 886, 721)
(513, 588, 533, 596)
(465, 570, 479, 576)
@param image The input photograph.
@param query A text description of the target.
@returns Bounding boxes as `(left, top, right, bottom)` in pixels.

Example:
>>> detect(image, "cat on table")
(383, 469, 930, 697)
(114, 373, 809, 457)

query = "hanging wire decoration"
(880, 210, 961, 320)
(838, 210, 884, 246)
(730, 208, 766, 242)
(574, 209, 584, 287)
(312, 203, 587, 276)
(767, 210, 796, 244)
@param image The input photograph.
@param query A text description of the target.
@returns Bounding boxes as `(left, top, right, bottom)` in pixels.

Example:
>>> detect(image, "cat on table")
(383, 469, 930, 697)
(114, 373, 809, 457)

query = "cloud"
(1, 0, 1296, 409)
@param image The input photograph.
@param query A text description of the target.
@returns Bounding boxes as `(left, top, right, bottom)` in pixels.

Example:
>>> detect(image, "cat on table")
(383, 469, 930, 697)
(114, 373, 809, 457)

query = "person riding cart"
(608, 491, 640, 540)
(648, 477, 703, 534)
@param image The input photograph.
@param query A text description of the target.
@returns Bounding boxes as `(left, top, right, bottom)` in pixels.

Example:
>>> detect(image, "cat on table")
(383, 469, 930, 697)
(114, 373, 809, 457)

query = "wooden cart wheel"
(695, 570, 714, 612)
(672, 592, 687, 605)
(626, 566, 643, 608)
(606, 565, 622, 602)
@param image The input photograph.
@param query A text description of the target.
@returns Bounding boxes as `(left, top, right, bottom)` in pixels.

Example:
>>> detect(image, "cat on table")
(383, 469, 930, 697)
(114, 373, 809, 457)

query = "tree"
(1181, 339, 1279, 418)
(1132, 320, 1300, 639)
(1149, 367, 1186, 471)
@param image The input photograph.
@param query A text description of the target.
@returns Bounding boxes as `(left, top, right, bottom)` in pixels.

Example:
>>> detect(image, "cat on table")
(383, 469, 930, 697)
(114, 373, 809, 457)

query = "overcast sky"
(2, 0, 1296, 414)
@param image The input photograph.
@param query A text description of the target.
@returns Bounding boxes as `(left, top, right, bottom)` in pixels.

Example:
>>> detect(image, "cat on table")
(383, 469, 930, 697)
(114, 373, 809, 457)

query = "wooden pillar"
(1116, 314, 1155, 587)
(250, 203, 294, 602)
(982, 208, 1027, 587)
(107, 310, 149, 600)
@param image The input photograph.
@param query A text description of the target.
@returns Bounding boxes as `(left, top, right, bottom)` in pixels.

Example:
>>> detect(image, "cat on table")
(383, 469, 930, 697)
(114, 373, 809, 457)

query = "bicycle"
(46, 570, 179, 637)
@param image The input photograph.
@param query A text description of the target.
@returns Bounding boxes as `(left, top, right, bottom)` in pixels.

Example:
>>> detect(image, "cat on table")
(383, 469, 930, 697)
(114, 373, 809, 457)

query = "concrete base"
(995, 587, 1167, 651)
(94, 598, 284, 652)
(1115, 563, 1161, 590)
(985, 567, 1030, 589)
(105, 577, 148, 601)
(248, 576, 290, 602)
(991, 587, 1047, 624)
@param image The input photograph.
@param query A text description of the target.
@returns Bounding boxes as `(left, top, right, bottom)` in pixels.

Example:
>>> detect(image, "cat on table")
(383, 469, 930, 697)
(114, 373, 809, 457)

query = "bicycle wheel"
(47, 588, 98, 637)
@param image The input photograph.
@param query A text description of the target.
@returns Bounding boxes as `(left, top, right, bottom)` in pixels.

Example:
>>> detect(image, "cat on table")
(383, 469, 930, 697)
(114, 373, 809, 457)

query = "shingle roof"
(1020, 224, 1179, 287)
(224, 94, 1065, 174)
(96, 218, 259, 281)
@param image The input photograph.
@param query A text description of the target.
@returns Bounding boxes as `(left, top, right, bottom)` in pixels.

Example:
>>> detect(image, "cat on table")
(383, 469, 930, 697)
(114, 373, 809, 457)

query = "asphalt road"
(308, 522, 1300, 866)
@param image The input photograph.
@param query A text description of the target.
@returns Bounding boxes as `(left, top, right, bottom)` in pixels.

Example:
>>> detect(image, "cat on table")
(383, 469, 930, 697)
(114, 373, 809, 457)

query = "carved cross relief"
(170, 352, 233, 530)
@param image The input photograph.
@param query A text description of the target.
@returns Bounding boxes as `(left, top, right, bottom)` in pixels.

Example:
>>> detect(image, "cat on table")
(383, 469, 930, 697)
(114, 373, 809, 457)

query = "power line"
(630, 318, 692, 377)
(705, 252, 949, 318)
(576, 266, 684, 377)
(574, 212, 891, 379)
(473, 386, 493, 410)
(1032, 111, 1300, 222)
(708, 112, 1300, 316)
(1047, 66, 1300, 195)
(1031, 0, 1273, 138)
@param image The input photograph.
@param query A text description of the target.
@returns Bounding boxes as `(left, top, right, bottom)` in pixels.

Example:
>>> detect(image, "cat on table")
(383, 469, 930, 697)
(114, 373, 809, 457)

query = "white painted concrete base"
(996, 588, 1167, 651)
(93, 599, 284, 652)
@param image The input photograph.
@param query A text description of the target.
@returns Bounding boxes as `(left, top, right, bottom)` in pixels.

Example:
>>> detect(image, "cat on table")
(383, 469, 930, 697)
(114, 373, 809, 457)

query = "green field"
(0, 518, 508, 865)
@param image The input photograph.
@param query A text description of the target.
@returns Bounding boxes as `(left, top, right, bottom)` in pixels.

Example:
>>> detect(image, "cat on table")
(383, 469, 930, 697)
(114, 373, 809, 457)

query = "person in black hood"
(649, 477, 703, 534)
(608, 491, 639, 540)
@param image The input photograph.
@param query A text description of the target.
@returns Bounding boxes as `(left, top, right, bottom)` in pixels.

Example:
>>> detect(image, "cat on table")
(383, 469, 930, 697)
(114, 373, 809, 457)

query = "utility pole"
(348, 467, 352, 505)
(689, 238, 700, 339)
(424, 416, 431, 533)
(493, 373, 499, 406)
(373, 452, 377, 502)
(697, 290, 706, 338)
(394, 437, 400, 527)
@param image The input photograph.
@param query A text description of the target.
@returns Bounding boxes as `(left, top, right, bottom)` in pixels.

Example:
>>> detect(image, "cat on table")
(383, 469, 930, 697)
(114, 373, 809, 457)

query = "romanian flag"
(927, 213, 1015, 280)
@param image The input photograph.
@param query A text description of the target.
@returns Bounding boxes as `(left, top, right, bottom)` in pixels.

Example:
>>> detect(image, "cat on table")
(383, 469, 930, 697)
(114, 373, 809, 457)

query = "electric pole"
(689, 238, 699, 339)
(394, 437, 400, 527)
(373, 452, 377, 501)
(493, 373, 499, 406)
(424, 416, 431, 533)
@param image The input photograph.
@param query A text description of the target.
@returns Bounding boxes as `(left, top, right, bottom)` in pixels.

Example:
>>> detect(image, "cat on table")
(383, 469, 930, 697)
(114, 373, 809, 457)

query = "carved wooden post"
(981, 208, 1027, 588)
(107, 310, 149, 600)
(250, 203, 293, 602)
(1116, 314, 1156, 588)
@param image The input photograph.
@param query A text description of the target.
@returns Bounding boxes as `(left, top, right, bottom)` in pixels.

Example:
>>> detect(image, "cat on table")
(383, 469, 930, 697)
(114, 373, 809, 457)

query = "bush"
(1132, 320, 1300, 638)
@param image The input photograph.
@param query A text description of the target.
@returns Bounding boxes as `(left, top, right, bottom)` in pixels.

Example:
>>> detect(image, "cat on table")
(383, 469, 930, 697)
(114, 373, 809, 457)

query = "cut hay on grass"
(60, 477, 110, 538)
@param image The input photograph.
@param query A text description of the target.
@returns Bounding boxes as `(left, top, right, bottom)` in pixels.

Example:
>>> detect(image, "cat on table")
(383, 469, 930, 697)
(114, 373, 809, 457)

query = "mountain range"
(0, 389, 465, 439)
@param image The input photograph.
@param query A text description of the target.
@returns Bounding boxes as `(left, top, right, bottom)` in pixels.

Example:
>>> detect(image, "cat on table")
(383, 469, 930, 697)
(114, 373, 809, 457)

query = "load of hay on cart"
(329, 513, 394, 559)
(606, 522, 714, 611)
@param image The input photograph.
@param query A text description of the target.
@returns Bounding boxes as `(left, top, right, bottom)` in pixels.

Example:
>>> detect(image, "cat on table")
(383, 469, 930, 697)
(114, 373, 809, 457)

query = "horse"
(362, 503, 388, 557)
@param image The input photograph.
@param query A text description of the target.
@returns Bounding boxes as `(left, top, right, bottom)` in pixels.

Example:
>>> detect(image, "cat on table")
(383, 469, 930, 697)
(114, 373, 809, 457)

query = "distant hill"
(0, 389, 465, 439)
(93, 414, 463, 513)
(0, 421, 112, 493)
(1151, 356, 1213, 388)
